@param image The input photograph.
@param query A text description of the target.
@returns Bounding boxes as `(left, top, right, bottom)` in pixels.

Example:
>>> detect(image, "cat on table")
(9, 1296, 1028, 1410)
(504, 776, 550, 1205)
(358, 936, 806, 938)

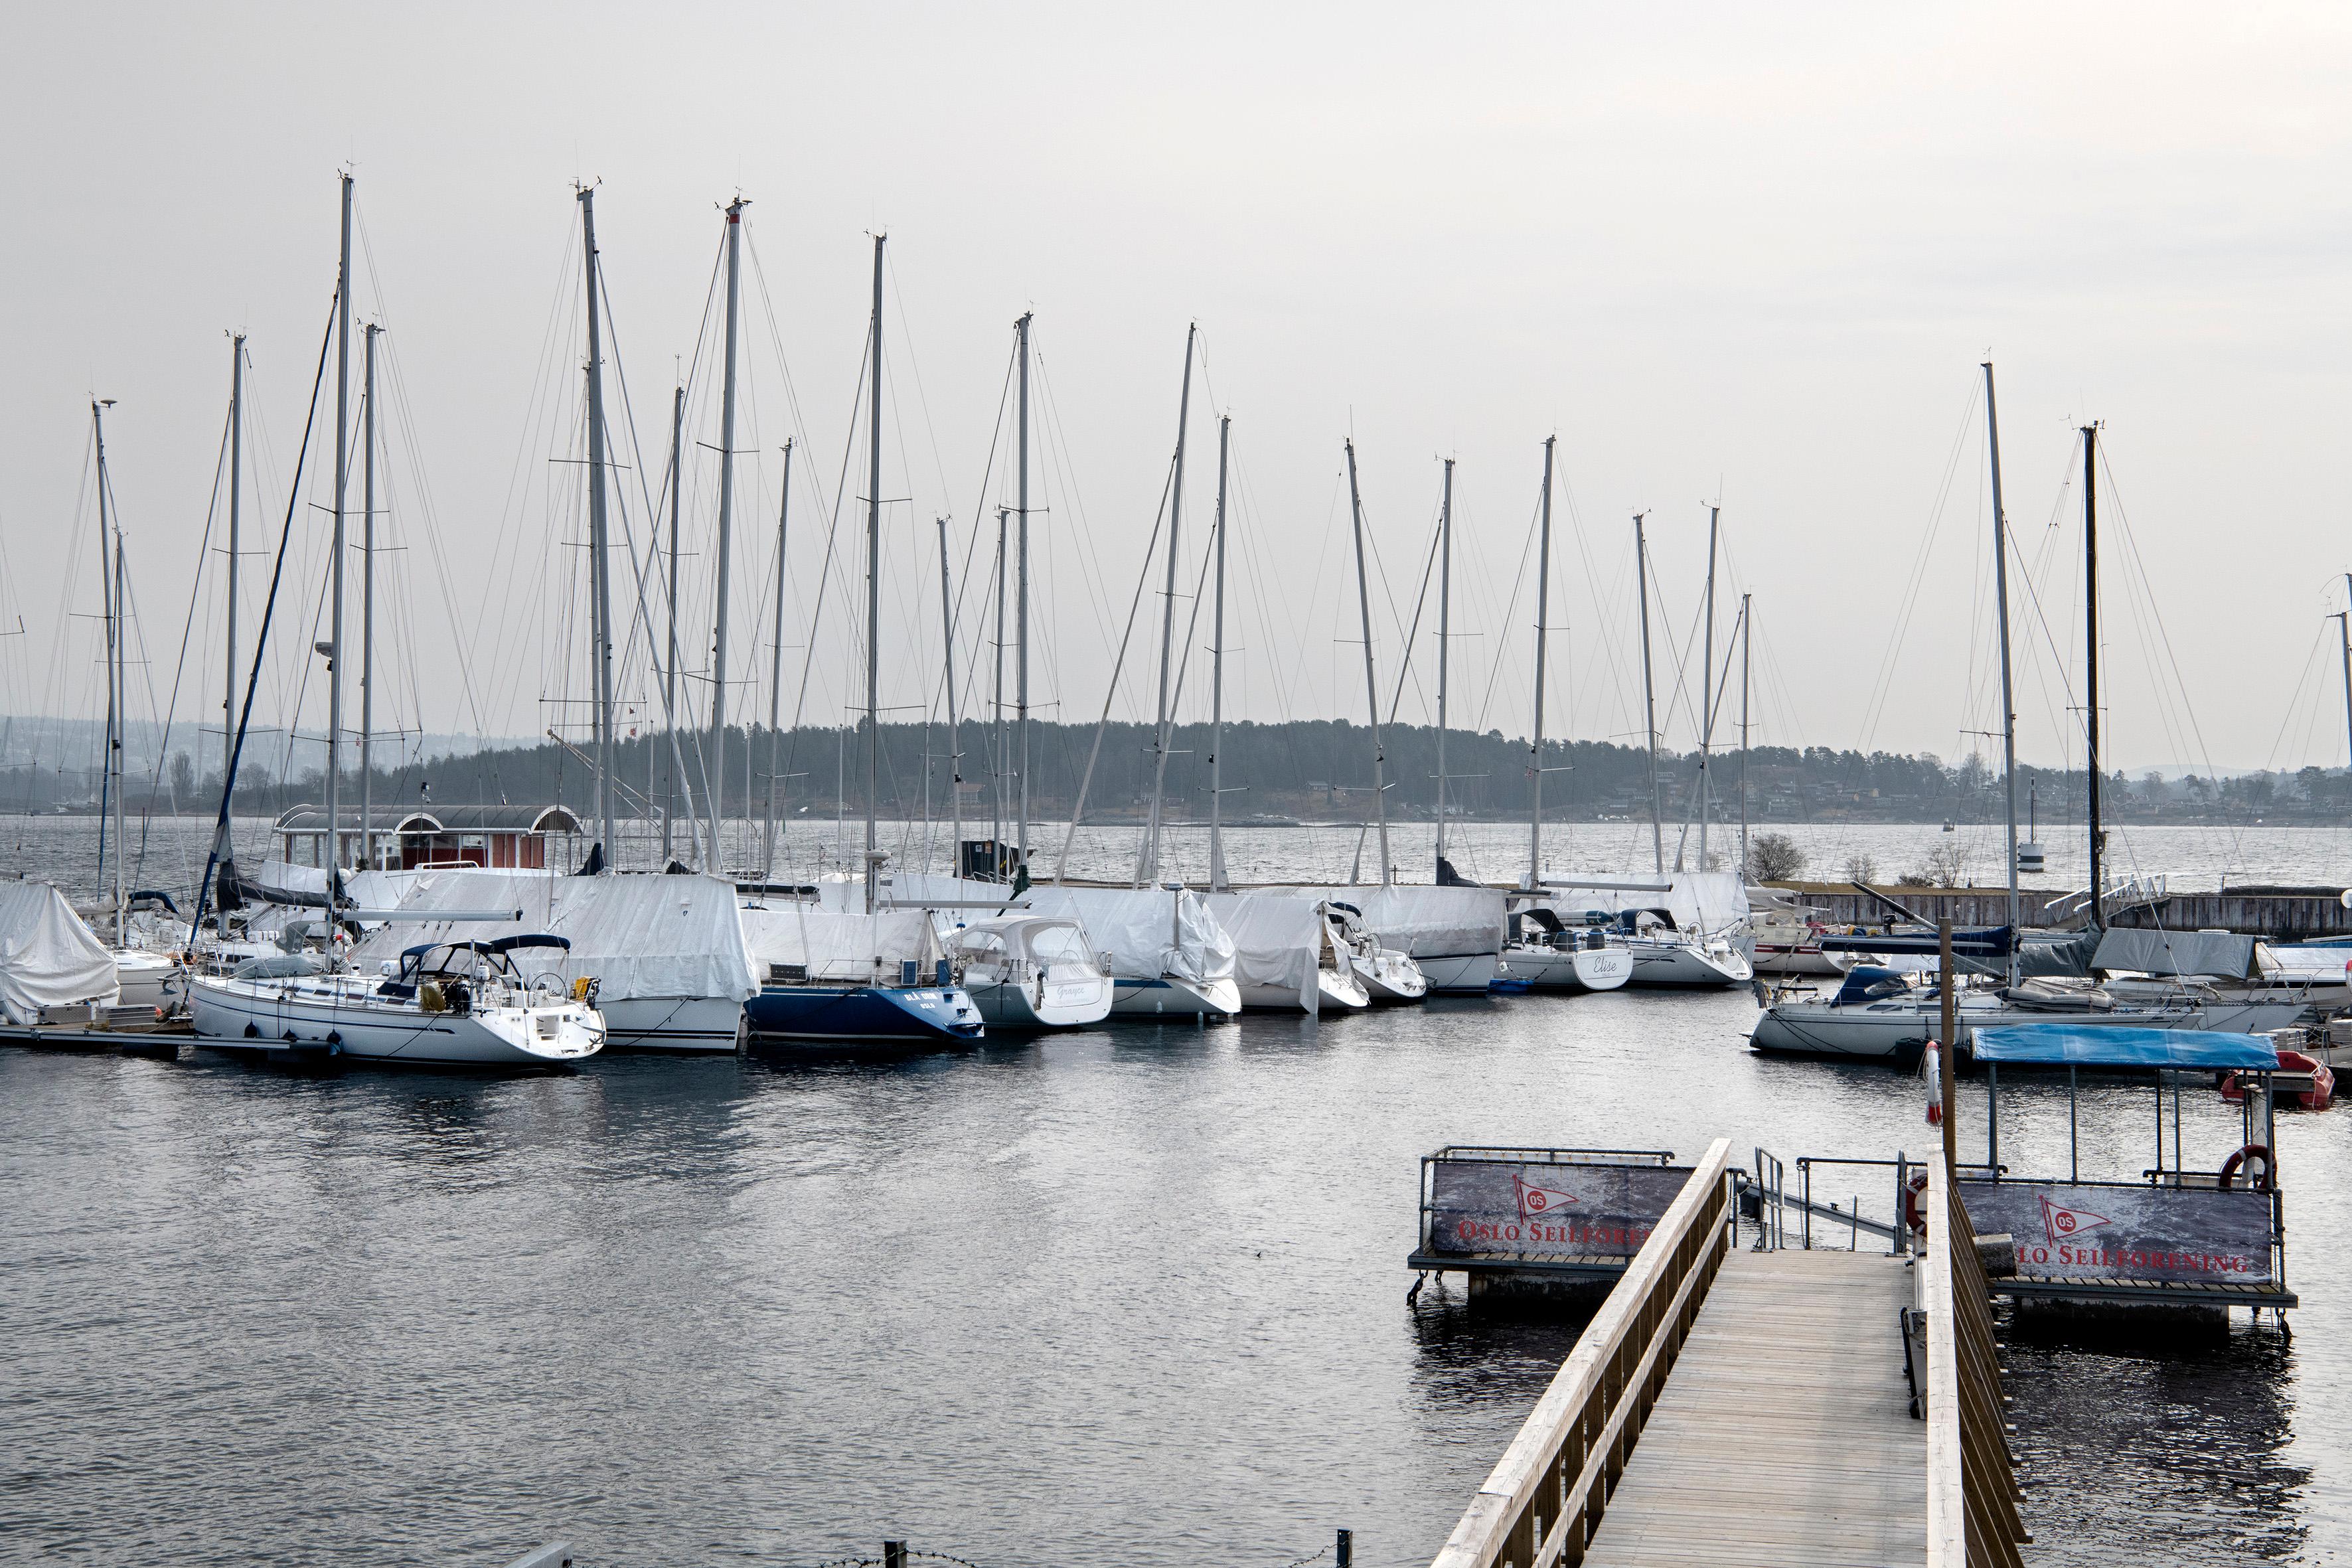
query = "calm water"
(5, 816, 2350, 1564)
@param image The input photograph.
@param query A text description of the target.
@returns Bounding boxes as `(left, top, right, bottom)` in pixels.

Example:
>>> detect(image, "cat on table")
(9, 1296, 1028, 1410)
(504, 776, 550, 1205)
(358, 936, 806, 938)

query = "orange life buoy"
(1905, 1170, 1930, 1233)
(2218, 1143, 2274, 1192)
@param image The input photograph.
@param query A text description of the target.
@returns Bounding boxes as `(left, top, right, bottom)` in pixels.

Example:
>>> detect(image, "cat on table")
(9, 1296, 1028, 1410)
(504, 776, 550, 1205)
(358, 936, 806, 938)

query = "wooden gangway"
(1429, 1142, 2027, 1568)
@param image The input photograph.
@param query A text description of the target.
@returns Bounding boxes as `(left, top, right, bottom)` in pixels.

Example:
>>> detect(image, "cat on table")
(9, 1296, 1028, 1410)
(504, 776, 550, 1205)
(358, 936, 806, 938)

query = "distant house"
(271, 804, 586, 872)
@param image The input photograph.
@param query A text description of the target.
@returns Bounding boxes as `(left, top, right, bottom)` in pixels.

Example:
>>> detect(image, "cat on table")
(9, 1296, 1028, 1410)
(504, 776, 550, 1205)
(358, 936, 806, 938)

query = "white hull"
(113, 951, 178, 1012)
(1624, 939, 1751, 988)
(596, 994, 748, 1052)
(189, 975, 603, 1067)
(1109, 974, 1241, 1017)
(1501, 943, 1634, 992)
(965, 973, 1115, 1029)
(1352, 951, 1429, 1004)
(1237, 967, 1370, 1014)
(1415, 952, 1499, 995)
(1751, 942, 1844, 977)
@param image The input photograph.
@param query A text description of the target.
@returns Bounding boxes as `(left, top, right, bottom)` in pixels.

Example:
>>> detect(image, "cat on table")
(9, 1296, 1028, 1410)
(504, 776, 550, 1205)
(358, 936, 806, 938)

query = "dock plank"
(1581, 1249, 1925, 1567)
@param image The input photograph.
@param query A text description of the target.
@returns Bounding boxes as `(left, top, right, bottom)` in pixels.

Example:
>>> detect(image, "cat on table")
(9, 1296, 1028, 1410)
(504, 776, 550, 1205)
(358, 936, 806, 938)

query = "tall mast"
(663, 383, 683, 863)
(578, 186, 617, 866)
(1138, 323, 1195, 886)
(1738, 593, 1753, 876)
(224, 337, 244, 823)
(2082, 424, 2103, 924)
(1208, 414, 1231, 892)
(1434, 457, 1455, 875)
(1015, 311, 1033, 875)
(863, 233, 885, 915)
(1984, 362, 2021, 978)
(360, 321, 380, 870)
(1526, 437, 1556, 891)
(326, 171, 351, 923)
(1693, 506, 1719, 871)
(1345, 438, 1391, 886)
(992, 507, 1008, 868)
(2338, 585, 2352, 776)
(91, 399, 123, 943)
(936, 514, 962, 876)
(763, 440, 793, 877)
(1634, 512, 1664, 875)
(710, 196, 747, 867)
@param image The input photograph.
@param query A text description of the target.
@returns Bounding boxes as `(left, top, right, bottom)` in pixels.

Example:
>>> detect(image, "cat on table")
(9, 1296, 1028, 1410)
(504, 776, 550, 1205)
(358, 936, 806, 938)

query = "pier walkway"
(1429, 1142, 2025, 1568)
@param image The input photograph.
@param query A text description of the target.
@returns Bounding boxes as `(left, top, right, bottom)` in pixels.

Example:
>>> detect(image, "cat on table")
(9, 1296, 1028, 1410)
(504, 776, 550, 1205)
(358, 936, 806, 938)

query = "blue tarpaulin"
(1972, 1024, 2280, 1071)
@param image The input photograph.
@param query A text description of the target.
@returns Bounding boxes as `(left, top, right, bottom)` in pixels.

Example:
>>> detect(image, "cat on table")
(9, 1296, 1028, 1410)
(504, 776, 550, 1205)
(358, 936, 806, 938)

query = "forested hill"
(13, 715, 2341, 826)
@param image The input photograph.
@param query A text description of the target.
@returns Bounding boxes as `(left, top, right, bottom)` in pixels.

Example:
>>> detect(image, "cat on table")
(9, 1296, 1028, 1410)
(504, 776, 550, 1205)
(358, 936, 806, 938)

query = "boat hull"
(965, 973, 1115, 1029)
(1109, 974, 1241, 1016)
(596, 994, 749, 1053)
(741, 984, 984, 1048)
(1624, 940, 1752, 988)
(1352, 952, 1429, 1004)
(188, 977, 603, 1067)
(1500, 943, 1635, 992)
(1415, 952, 1500, 995)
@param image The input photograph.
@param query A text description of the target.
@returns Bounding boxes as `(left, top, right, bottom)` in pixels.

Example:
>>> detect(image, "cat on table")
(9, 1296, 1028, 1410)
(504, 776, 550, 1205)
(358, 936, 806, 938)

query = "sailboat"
(188, 175, 605, 1069)
(739, 234, 982, 1052)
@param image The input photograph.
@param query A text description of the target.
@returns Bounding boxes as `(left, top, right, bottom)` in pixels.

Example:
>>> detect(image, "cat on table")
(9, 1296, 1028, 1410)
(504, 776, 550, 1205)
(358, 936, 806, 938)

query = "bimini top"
(1972, 1024, 2280, 1071)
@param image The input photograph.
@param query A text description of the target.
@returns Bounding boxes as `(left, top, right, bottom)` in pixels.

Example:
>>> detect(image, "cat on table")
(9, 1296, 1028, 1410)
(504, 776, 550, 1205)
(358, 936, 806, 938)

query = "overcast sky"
(5, 4, 2349, 783)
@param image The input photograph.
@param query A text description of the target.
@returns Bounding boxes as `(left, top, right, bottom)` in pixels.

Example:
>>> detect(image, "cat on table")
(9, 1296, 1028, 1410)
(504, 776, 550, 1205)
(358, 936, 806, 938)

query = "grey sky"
(5, 4, 2348, 784)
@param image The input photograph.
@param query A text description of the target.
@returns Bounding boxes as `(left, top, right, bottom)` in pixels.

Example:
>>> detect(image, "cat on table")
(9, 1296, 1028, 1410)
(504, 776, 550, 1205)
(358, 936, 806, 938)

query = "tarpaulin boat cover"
(2091, 928, 2262, 980)
(244, 859, 430, 911)
(1537, 872, 1749, 935)
(355, 870, 757, 1001)
(1974, 1024, 2280, 1071)
(1202, 892, 1323, 1010)
(738, 905, 944, 982)
(823, 872, 1240, 989)
(0, 882, 121, 1024)
(1274, 884, 1504, 963)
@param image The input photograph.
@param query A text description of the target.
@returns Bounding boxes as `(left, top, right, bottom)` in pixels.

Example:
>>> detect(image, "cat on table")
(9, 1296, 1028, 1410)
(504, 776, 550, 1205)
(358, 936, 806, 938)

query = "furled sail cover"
(1202, 892, 1323, 1010)
(738, 905, 944, 982)
(1275, 884, 1506, 964)
(355, 870, 758, 1002)
(2090, 927, 2261, 980)
(0, 882, 121, 1024)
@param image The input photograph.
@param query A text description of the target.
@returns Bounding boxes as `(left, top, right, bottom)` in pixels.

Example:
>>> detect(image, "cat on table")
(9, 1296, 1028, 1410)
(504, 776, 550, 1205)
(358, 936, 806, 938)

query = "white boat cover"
(1539, 872, 1751, 935)
(739, 905, 945, 982)
(823, 872, 1240, 990)
(1275, 884, 1505, 964)
(1202, 892, 1322, 1011)
(355, 870, 758, 1001)
(250, 860, 431, 910)
(2092, 928, 2261, 980)
(0, 882, 121, 1024)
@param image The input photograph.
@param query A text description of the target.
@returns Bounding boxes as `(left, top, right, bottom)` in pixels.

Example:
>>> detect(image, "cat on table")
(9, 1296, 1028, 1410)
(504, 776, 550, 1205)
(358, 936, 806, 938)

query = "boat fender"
(244, 1022, 260, 1039)
(1905, 1170, 1930, 1235)
(326, 1032, 341, 1047)
(2219, 1144, 2274, 1192)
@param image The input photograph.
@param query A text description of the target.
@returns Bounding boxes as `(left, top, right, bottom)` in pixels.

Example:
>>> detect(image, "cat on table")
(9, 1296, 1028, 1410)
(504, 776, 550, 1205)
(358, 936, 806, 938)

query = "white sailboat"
(943, 914, 1114, 1028)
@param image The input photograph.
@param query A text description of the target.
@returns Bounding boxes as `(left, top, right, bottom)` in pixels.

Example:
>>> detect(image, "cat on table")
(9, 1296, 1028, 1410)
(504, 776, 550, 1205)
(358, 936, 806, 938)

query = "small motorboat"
(2223, 1048, 2335, 1111)
(187, 935, 605, 1068)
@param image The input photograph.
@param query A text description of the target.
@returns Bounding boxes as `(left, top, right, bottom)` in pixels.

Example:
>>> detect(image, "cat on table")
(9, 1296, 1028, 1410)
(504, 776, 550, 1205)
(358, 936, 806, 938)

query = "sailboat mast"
(91, 400, 121, 941)
(864, 233, 885, 915)
(2082, 424, 2103, 923)
(1208, 414, 1230, 892)
(1140, 323, 1195, 886)
(1739, 592, 1752, 874)
(1016, 311, 1033, 874)
(1695, 506, 1719, 870)
(663, 384, 683, 862)
(936, 513, 962, 876)
(711, 196, 747, 868)
(1983, 362, 2021, 977)
(578, 187, 618, 866)
(1344, 438, 1391, 886)
(763, 440, 793, 877)
(1634, 512, 1664, 875)
(326, 171, 351, 921)
(992, 507, 1007, 866)
(1527, 436, 1555, 891)
(2337, 591, 2352, 773)
(360, 322, 379, 870)
(1435, 458, 1454, 874)
(224, 337, 243, 815)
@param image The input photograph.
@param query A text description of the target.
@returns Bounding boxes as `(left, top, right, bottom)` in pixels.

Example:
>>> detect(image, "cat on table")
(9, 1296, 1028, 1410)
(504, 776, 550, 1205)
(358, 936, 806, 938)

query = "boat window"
(955, 932, 1008, 961)
(1027, 923, 1091, 966)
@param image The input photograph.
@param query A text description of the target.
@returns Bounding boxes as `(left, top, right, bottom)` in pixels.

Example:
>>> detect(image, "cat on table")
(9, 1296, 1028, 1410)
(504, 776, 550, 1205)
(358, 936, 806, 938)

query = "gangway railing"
(1428, 1138, 1733, 1568)
(1922, 1157, 2029, 1568)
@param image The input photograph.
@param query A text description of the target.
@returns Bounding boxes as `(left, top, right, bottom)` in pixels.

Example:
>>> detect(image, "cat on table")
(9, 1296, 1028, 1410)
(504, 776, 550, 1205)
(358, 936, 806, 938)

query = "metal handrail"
(1922, 1158, 2030, 1568)
(1428, 1138, 1734, 1568)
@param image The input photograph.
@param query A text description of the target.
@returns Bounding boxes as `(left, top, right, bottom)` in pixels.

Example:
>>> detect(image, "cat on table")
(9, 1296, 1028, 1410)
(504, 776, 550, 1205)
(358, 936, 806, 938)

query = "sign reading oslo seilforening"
(1958, 1180, 2275, 1285)
(1429, 1160, 1693, 1261)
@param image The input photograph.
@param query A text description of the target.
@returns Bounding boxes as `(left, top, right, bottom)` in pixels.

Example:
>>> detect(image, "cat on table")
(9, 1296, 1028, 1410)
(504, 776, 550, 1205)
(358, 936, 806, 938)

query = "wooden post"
(884, 1543, 907, 1568)
(1939, 917, 1957, 1172)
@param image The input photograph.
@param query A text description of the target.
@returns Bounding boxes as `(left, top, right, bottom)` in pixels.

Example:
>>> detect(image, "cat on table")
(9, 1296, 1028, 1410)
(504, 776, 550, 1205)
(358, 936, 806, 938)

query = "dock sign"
(1957, 1180, 2274, 1285)
(1429, 1159, 1693, 1261)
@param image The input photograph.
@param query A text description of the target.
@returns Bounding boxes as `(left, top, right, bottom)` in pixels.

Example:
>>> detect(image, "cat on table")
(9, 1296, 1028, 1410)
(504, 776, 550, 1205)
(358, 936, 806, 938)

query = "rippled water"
(5, 814, 2349, 1563)
(4, 984, 2345, 1565)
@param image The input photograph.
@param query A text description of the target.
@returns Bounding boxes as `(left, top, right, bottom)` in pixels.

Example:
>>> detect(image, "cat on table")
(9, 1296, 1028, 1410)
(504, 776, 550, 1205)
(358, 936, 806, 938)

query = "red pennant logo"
(1514, 1172, 1581, 1221)
(2039, 1194, 2113, 1245)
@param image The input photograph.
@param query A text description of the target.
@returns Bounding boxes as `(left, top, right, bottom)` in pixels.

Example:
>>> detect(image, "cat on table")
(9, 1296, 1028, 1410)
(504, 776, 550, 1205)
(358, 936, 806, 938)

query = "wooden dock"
(1579, 1250, 1922, 1567)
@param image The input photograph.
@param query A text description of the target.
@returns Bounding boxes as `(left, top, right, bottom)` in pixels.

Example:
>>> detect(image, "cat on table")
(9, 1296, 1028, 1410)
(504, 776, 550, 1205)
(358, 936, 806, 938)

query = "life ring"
(1905, 1170, 1930, 1234)
(2219, 1143, 2274, 1192)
